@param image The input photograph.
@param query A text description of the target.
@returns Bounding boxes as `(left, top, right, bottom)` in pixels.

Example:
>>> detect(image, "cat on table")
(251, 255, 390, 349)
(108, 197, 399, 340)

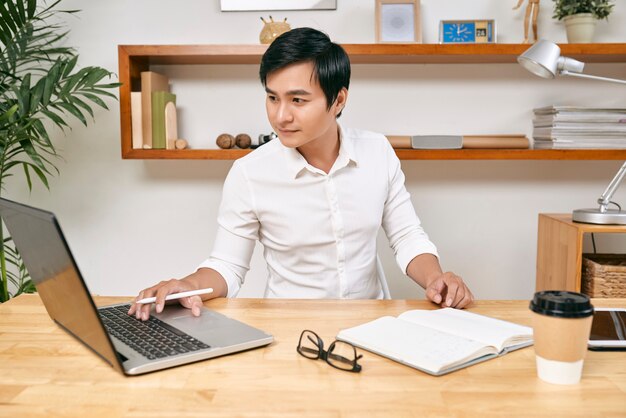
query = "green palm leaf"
(0, 0, 121, 301)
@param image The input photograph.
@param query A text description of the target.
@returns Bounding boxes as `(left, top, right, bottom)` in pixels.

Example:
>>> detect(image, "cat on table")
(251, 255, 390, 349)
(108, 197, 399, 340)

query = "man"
(129, 28, 473, 321)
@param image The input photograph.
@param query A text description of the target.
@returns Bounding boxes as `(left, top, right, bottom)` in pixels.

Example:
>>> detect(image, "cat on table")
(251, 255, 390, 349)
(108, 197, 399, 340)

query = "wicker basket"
(582, 254, 626, 298)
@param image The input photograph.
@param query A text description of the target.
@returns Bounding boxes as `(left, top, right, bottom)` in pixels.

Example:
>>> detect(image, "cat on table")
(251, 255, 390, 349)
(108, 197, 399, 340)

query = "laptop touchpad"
(169, 311, 223, 328)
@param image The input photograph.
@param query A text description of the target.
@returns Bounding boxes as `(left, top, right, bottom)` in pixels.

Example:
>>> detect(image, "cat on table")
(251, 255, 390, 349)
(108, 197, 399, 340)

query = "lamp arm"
(560, 70, 626, 85)
(597, 161, 626, 212)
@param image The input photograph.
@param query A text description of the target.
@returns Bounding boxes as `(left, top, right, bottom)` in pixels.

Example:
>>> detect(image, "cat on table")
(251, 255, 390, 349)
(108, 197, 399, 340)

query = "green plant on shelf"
(552, 0, 615, 20)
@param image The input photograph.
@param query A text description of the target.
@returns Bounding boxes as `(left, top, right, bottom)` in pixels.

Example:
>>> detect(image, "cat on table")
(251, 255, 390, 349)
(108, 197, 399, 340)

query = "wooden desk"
(1, 295, 625, 417)
(536, 213, 626, 293)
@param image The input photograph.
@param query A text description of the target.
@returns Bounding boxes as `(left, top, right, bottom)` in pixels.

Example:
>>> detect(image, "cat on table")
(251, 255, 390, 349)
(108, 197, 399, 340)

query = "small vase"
(563, 13, 596, 43)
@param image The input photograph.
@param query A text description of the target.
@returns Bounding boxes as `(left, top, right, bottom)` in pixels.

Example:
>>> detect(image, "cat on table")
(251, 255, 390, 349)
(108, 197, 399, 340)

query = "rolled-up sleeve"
(380, 141, 438, 274)
(197, 161, 259, 297)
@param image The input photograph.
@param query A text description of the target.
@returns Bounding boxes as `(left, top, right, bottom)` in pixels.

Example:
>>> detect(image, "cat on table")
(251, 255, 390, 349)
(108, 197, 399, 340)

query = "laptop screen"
(0, 198, 123, 373)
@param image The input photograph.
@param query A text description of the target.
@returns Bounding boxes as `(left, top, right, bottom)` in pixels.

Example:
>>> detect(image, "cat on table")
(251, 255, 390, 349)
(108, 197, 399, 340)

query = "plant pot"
(563, 13, 596, 43)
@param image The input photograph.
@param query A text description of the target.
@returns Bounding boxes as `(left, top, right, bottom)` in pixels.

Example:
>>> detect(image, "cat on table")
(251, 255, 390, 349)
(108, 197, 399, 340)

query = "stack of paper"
(532, 106, 626, 149)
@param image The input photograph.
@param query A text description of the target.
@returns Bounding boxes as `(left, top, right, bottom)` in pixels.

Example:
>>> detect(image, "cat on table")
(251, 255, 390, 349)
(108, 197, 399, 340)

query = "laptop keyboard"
(99, 305, 210, 360)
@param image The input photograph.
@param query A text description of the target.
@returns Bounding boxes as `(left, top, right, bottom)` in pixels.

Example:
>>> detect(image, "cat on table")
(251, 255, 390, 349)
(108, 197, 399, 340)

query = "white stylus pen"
(135, 288, 214, 304)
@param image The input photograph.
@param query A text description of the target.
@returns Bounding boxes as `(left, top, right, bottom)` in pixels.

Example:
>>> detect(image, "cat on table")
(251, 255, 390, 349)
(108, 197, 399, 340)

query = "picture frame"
(220, 0, 337, 11)
(375, 0, 422, 43)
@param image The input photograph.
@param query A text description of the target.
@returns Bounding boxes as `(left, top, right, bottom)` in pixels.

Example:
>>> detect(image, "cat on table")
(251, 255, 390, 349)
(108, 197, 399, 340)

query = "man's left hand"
(425, 272, 474, 309)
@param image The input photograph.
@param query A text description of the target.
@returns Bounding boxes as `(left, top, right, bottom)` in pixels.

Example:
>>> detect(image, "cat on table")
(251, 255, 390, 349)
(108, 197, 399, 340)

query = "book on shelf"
(534, 115, 626, 124)
(533, 130, 626, 140)
(533, 107, 626, 128)
(533, 106, 626, 116)
(532, 106, 626, 149)
(533, 134, 626, 149)
(533, 126, 626, 135)
(336, 308, 533, 376)
(130, 92, 143, 149)
(533, 122, 626, 130)
(151, 91, 177, 150)
(534, 140, 626, 149)
(141, 71, 170, 149)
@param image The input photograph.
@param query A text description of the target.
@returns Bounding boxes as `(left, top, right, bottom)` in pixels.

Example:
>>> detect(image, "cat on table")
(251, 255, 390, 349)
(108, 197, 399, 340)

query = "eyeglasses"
(296, 329, 363, 372)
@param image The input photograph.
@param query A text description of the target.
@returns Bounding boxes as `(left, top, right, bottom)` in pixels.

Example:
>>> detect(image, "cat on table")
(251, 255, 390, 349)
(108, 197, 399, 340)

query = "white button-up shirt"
(198, 125, 438, 299)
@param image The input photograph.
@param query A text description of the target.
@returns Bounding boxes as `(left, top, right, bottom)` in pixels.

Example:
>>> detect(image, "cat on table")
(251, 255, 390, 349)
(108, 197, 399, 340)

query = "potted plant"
(0, 0, 119, 302)
(552, 0, 615, 43)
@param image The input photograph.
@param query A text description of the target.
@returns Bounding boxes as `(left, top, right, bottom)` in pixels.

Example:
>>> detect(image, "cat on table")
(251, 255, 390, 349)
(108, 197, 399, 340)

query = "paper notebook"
(336, 308, 533, 376)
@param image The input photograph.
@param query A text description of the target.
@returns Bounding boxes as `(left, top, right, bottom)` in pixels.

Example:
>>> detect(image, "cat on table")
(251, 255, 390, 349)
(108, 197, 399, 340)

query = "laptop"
(0, 198, 273, 376)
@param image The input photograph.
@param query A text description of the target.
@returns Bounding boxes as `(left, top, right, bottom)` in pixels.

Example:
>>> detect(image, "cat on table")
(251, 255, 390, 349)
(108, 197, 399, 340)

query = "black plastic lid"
(529, 291, 594, 318)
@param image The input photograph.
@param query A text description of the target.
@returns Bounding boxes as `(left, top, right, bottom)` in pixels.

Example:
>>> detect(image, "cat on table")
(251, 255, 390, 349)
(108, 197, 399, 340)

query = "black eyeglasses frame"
(296, 329, 362, 373)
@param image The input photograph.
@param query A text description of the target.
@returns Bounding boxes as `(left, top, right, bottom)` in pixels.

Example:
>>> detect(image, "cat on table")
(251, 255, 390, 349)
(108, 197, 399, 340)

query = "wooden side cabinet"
(536, 214, 626, 293)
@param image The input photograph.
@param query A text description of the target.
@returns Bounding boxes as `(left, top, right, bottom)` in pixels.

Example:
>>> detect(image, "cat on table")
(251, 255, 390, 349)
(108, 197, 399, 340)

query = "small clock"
(439, 20, 495, 44)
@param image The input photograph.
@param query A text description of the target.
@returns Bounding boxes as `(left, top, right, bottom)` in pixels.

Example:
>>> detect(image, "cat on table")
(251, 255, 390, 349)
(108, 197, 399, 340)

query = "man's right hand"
(128, 269, 228, 320)
(127, 278, 205, 321)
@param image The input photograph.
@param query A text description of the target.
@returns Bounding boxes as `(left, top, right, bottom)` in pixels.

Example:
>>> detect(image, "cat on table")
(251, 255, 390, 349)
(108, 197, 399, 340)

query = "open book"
(336, 308, 533, 376)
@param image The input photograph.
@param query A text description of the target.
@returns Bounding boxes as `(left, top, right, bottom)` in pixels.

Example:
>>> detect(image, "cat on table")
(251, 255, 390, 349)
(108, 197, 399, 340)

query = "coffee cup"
(529, 291, 594, 385)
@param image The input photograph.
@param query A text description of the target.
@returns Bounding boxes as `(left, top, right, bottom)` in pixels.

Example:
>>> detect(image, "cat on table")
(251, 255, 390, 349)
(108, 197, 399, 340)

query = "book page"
(398, 308, 532, 352)
(337, 316, 495, 375)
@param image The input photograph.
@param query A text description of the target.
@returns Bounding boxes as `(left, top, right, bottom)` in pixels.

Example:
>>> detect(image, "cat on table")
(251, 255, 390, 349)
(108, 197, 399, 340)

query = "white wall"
(6, 0, 626, 300)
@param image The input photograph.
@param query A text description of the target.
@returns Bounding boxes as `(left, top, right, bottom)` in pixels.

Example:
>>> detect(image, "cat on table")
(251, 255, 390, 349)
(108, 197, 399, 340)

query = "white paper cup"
(530, 291, 594, 385)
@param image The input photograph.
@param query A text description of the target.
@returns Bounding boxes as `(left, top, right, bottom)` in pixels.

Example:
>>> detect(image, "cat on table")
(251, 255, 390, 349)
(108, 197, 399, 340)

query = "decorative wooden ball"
(216, 133, 235, 149)
(174, 139, 188, 150)
(235, 133, 252, 149)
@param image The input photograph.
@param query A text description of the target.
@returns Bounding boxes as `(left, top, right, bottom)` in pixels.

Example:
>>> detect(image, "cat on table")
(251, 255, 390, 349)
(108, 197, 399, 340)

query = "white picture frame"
(376, 0, 421, 43)
(221, 0, 337, 11)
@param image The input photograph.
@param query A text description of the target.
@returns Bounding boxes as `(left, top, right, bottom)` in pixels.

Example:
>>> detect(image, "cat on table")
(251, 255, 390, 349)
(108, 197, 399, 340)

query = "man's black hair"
(259, 27, 350, 117)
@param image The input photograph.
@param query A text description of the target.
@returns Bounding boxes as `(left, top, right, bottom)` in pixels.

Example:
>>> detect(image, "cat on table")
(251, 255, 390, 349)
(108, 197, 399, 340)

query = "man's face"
(265, 61, 346, 150)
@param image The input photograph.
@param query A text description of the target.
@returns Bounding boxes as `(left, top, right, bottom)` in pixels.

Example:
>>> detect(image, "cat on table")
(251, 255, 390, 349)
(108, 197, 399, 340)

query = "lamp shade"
(517, 39, 561, 78)
(517, 41, 626, 225)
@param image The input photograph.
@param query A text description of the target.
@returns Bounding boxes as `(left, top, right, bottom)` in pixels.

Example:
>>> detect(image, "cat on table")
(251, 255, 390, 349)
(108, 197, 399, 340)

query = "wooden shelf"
(394, 149, 626, 160)
(122, 148, 626, 161)
(118, 43, 626, 161)
(118, 43, 626, 65)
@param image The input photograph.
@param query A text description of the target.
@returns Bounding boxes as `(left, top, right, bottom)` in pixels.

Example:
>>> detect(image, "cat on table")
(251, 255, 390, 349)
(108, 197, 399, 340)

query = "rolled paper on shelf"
(386, 135, 411, 149)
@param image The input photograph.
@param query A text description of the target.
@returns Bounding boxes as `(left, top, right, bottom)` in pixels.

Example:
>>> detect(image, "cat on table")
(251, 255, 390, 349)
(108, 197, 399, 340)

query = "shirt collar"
(283, 123, 359, 179)
(336, 123, 359, 170)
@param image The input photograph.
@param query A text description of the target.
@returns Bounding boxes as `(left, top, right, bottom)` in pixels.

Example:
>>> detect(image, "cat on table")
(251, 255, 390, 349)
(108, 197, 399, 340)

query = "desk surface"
(1, 295, 625, 418)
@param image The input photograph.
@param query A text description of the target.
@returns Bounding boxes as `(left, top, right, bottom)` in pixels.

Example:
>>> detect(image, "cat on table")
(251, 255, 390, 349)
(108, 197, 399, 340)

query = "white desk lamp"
(518, 39, 626, 225)
(518, 39, 626, 85)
